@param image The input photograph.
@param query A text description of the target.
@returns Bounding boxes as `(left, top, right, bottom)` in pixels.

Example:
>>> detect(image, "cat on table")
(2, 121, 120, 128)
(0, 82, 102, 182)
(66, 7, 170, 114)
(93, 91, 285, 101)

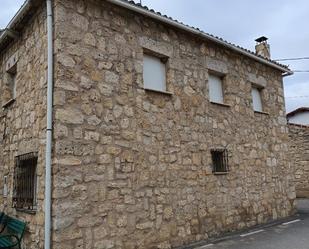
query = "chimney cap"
(255, 36, 268, 43)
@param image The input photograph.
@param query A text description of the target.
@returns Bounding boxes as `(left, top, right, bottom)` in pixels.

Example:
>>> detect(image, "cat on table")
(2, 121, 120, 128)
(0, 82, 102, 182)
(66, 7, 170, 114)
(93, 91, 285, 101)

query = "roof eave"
(0, 0, 294, 76)
(0, 0, 32, 51)
(7, 0, 32, 30)
(106, 0, 293, 75)
(287, 107, 309, 117)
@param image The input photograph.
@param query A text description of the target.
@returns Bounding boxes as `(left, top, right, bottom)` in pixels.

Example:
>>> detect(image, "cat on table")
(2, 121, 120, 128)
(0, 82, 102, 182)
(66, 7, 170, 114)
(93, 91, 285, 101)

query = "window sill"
(144, 88, 173, 96)
(15, 208, 37, 215)
(254, 110, 269, 115)
(210, 101, 231, 108)
(213, 172, 229, 175)
(2, 99, 15, 108)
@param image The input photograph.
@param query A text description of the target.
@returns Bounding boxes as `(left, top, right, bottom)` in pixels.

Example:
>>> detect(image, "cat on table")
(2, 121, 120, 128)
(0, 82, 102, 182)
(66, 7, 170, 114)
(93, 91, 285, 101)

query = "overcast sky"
(1, 0, 308, 112)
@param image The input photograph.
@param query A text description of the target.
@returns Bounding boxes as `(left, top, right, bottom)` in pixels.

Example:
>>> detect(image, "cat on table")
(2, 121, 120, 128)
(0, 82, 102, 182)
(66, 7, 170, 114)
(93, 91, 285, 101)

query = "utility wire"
(275, 57, 309, 61)
(286, 95, 309, 99)
(293, 70, 309, 73)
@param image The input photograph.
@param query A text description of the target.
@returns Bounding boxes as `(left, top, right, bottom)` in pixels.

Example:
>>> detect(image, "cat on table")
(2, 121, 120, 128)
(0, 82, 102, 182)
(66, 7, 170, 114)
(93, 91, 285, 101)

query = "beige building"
(0, 0, 296, 248)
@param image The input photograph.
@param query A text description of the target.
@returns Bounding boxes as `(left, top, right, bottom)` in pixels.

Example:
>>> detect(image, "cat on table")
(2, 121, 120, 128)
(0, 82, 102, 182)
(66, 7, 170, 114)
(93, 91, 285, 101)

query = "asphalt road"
(195, 199, 309, 249)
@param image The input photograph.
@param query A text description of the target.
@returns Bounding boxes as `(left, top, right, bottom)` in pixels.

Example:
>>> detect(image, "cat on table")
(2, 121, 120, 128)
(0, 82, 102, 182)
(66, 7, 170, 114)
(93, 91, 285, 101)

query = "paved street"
(195, 199, 309, 249)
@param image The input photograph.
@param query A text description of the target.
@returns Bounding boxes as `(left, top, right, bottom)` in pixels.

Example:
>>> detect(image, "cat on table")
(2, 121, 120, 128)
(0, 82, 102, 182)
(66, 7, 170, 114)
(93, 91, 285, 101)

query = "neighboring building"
(287, 107, 309, 126)
(0, 0, 296, 248)
(287, 108, 309, 198)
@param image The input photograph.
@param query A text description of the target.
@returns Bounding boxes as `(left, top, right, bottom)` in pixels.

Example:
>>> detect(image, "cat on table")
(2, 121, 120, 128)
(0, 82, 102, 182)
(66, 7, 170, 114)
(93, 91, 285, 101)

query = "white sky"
(1, 0, 308, 112)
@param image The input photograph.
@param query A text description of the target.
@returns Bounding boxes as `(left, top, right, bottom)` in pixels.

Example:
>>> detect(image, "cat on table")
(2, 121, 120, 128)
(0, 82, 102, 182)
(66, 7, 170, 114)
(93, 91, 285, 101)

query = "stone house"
(0, 0, 296, 248)
(287, 107, 309, 126)
(287, 108, 309, 198)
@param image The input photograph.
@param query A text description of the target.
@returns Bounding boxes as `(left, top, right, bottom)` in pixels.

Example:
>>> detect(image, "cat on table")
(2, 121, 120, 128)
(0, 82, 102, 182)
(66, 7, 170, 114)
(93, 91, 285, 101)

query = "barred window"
(13, 152, 38, 211)
(211, 148, 229, 173)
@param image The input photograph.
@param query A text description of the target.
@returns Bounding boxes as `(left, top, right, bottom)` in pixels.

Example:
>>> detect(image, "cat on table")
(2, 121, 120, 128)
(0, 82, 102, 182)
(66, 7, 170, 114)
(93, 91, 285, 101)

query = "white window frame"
(208, 73, 224, 104)
(143, 53, 167, 92)
(251, 86, 263, 112)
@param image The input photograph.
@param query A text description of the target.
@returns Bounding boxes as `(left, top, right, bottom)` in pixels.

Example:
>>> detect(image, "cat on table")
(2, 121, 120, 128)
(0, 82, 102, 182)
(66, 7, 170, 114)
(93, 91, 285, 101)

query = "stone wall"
(0, 0, 296, 248)
(288, 124, 309, 197)
(0, 3, 47, 249)
(51, 0, 295, 248)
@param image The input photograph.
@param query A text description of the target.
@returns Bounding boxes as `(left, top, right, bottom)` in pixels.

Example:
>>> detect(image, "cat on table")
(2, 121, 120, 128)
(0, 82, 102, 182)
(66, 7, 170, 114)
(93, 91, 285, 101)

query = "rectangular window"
(13, 152, 38, 211)
(143, 53, 166, 92)
(7, 64, 17, 100)
(209, 74, 224, 104)
(211, 149, 229, 173)
(10, 73, 17, 99)
(252, 87, 263, 112)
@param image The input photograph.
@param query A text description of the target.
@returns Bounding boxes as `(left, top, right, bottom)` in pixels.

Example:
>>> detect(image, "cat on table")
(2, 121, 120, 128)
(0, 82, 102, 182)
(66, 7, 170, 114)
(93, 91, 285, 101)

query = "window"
(211, 148, 229, 173)
(209, 74, 224, 104)
(143, 53, 166, 92)
(13, 152, 38, 211)
(251, 87, 263, 112)
(7, 64, 17, 100)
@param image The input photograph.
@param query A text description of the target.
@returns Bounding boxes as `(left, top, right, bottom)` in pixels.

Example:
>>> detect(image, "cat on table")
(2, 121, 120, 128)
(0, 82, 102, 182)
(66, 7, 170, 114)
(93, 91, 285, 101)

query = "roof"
(107, 0, 292, 75)
(0, 0, 293, 75)
(0, 0, 33, 52)
(287, 107, 309, 118)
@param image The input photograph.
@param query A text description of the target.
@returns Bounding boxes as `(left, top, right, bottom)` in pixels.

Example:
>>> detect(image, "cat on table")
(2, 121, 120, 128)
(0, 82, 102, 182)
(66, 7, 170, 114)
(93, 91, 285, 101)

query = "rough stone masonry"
(289, 124, 309, 198)
(0, 0, 295, 248)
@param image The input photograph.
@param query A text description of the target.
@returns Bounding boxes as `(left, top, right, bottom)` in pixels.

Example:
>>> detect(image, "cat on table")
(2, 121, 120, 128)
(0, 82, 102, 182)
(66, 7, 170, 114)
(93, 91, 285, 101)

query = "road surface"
(194, 199, 309, 249)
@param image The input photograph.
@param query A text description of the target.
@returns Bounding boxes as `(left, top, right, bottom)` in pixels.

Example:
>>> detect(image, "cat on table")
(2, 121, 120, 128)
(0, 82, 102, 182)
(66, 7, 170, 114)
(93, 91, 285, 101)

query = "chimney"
(255, 36, 271, 59)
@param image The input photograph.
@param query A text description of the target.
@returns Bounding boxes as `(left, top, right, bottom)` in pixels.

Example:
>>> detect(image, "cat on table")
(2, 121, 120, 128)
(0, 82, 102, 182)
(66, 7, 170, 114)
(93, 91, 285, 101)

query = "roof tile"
(121, 0, 289, 70)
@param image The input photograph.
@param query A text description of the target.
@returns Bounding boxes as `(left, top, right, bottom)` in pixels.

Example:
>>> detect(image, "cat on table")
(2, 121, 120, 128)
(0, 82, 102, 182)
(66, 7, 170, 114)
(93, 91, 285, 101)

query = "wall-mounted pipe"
(45, 0, 53, 249)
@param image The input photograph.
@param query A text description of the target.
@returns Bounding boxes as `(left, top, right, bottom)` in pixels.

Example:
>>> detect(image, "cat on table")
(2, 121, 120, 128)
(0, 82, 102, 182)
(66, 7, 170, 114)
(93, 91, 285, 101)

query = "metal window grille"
(211, 149, 229, 173)
(13, 152, 38, 211)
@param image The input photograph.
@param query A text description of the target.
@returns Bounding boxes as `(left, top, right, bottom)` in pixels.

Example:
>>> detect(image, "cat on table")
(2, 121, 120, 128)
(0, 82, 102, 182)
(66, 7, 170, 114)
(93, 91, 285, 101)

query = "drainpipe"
(45, 0, 53, 249)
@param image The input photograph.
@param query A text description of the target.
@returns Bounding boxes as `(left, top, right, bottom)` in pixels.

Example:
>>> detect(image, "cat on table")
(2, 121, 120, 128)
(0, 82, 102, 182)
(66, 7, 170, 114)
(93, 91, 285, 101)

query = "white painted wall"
(288, 112, 309, 125)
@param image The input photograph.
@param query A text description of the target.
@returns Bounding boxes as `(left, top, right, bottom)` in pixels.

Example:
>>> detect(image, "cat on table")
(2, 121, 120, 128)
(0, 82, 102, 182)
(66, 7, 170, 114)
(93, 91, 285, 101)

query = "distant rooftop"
(287, 107, 309, 117)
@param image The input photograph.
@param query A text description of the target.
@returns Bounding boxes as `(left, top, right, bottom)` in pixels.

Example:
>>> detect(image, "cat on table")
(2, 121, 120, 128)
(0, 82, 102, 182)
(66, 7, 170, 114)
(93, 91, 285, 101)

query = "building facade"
(287, 107, 309, 126)
(288, 108, 309, 198)
(0, 0, 296, 248)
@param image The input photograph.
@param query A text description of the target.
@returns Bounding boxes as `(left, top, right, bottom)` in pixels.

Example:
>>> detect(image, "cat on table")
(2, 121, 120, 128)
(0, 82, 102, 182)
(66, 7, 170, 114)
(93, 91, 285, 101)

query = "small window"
(7, 64, 17, 100)
(252, 87, 263, 112)
(143, 53, 166, 92)
(209, 74, 224, 104)
(211, 149, 228, 173)
(13, 152, 38, 211)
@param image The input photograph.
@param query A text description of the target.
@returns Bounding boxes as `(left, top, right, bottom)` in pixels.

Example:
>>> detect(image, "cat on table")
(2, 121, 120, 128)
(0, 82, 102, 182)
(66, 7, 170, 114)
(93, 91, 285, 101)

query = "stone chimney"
(255, 36, 271, 59)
